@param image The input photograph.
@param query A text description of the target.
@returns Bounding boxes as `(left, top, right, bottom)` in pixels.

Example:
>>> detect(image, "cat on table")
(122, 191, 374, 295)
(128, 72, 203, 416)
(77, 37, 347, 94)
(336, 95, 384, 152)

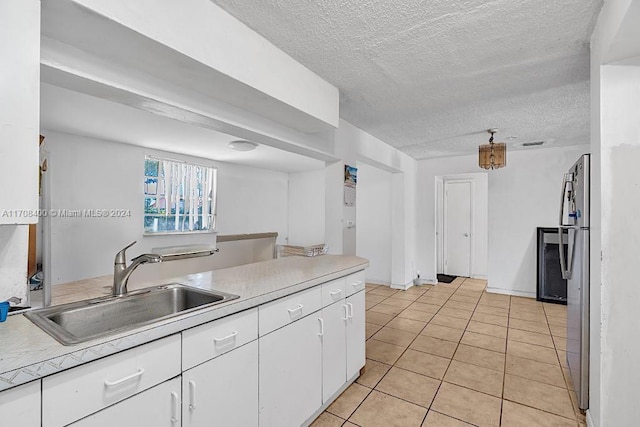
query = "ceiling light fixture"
(522, 140, 545, 147)
(478, 128, 506, 170)
(228, 140, 258, 152)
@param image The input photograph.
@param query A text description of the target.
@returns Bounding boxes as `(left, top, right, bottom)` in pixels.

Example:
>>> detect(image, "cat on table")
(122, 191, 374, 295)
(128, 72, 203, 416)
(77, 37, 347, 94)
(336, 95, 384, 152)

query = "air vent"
(522, 141, 545, 147)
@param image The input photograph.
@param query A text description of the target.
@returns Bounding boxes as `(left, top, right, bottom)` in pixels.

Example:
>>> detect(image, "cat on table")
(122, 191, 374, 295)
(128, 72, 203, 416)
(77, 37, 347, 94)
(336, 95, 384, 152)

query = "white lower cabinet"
(259, 312, 323, 427)
(0, 380, 41, 427)
(346, 290, 366, 379)
(183, 340, 258, 427)
(321, 301, 347, 403)
(70, 377, 182, 427)
(30, 268, 366, 426)
(42, 334, 181, 427)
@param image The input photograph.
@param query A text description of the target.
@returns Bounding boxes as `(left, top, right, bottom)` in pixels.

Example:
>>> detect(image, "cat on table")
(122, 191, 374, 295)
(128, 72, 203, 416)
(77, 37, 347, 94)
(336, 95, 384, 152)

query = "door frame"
(442, 179, 474, 277)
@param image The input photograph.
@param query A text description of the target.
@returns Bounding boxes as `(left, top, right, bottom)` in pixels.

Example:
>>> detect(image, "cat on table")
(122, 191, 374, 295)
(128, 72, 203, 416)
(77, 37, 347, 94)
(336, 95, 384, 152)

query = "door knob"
(464, 233, 469, 237)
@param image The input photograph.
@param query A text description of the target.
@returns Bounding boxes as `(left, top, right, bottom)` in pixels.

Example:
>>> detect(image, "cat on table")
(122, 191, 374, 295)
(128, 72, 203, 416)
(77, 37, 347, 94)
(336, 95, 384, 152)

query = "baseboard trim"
(390, 281, 413, 291)
(486, 287, 536, 298)
(365, 278, 392, 287)
(586, 409, 595, 427)
(472, 274, 487, 280)
(422, 278, 438, 285)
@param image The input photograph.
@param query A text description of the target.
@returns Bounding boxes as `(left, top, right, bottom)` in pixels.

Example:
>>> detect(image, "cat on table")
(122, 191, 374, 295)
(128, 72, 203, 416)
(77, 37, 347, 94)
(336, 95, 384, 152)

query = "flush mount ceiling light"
(478, 128, 507, 170)
(228, 140, 258, 152)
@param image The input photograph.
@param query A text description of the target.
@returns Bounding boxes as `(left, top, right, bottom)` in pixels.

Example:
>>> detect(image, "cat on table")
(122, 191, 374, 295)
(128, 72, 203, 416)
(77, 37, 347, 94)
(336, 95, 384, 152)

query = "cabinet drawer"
(321, 278, 346, 307)
(345, 270, 366, 296)
(182, 307, 258, 370)
(69, 377, 182, 427)
(259, 286, 322, 336)
(43, 334, 181, 427)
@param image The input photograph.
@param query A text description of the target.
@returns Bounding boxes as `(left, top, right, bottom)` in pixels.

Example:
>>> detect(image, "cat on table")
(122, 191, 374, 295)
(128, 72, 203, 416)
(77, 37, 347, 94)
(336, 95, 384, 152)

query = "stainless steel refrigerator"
(558, 154, 590, 410)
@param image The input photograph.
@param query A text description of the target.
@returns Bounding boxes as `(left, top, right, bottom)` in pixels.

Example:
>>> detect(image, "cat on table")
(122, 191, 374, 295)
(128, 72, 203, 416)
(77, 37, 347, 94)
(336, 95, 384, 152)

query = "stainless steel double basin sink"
(25, 284, 239, 345)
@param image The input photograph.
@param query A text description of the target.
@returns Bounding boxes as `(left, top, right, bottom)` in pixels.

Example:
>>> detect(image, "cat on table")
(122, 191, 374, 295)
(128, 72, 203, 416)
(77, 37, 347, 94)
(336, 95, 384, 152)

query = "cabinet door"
(0, 381, 41, 427)
(183, 340, 258, 427)
(321, 301, 347, 403)
(259, 313, 322, 427)
(70, 377, 181, 427)
(346, 290, 366, 379)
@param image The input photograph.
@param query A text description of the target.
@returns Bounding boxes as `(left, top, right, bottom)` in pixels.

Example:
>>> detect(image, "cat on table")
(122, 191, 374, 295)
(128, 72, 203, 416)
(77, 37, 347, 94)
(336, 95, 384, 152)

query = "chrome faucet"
(112, 241, 162, 296)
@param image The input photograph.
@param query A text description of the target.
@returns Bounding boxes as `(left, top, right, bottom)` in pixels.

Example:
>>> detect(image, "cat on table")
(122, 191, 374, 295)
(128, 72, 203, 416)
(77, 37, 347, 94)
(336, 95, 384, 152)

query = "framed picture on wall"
(344, 164, 357, 206)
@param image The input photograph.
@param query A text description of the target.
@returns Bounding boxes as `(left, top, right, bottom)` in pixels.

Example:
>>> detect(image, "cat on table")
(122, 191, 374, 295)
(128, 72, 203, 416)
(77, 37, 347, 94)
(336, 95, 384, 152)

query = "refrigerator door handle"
(558, 227, 577, 280)
(558, 227, 570, 279)
(559, 173, 574, 226)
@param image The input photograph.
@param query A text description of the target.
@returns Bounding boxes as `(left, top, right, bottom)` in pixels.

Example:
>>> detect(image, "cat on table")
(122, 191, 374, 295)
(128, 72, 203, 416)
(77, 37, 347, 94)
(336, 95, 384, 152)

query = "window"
(143, 156, 217, 234)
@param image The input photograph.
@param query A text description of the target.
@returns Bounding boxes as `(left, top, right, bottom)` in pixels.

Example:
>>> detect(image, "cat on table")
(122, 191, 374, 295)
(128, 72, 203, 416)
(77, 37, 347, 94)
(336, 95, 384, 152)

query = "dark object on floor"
(437, 274, 457, 284)
(537, 227, 567, 304)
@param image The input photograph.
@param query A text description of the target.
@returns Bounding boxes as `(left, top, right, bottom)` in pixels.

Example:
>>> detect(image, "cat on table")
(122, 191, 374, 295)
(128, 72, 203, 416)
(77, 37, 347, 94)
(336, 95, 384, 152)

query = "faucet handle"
(115, 241, 137, 265)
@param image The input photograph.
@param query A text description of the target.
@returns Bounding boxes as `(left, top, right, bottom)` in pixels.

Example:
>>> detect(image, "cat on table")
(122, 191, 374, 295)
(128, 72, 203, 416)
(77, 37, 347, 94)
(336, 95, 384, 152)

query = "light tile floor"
(311, 277, 584, 427)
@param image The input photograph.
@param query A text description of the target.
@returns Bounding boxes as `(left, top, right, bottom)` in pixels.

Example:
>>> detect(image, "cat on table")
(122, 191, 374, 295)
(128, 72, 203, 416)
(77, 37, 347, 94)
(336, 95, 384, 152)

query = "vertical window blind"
(143, 156, 217, 234)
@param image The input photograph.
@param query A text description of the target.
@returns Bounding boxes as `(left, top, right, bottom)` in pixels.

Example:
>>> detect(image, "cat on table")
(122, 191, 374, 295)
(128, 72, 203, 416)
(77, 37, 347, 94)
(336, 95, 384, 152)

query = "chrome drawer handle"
(287, 304, 304, 316)
(347, 302, 354, 319)
(213, 331, 238, 345)
(329, 290, 343, 298)
(318, 318, 324, 336)
(351, 280, 363, 289)
(342, 304, 348, 321)
(104, 368, 144, 388)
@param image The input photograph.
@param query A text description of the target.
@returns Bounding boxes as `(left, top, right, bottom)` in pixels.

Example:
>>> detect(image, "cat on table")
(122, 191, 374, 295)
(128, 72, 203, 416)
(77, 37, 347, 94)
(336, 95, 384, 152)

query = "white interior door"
(444, 181, 472, 277)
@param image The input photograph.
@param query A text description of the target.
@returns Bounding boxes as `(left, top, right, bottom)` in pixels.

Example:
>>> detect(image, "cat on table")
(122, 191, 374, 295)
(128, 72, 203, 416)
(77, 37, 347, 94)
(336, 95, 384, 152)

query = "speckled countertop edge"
(0, 255, 368, 391)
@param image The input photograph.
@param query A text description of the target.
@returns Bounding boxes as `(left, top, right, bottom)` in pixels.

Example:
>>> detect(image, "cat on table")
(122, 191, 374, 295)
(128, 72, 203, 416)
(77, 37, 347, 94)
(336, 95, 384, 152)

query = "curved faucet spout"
(112, 242, 162, 296)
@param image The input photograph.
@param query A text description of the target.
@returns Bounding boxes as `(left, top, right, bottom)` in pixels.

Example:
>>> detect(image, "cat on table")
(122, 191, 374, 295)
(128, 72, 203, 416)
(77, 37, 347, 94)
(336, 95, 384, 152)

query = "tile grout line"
(359, 282, 578, 427)
(499, 294, 512, 426)
(364, 279, 468, 425)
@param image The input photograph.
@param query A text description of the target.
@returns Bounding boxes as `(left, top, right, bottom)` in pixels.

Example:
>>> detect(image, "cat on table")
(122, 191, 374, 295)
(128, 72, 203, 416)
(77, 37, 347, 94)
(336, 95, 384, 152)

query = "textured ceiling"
(213, 0, 603, 159)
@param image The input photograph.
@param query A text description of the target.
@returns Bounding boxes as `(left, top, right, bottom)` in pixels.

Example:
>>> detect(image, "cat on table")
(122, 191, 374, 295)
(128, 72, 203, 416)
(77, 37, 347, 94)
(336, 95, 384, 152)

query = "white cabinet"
(346, 290, 366, 379)
(0, 0, 40, 224)
(259, 312, 323, 427)
(259, 285, 322, 336)
(0, 380, 41, 427)
(345, 270, 366, 297)
(183, 340, 258, 427)
(33, 267, 366, 427)
(321, 301, 347, 403)
(70, 377, 182, 427)
(43, 334, 181, 427)
(182, 307, 258, 370)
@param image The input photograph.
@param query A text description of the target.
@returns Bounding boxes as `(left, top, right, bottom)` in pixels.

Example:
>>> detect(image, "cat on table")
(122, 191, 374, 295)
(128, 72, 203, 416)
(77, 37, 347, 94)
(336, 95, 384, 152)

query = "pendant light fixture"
(479, 128, 506, 170)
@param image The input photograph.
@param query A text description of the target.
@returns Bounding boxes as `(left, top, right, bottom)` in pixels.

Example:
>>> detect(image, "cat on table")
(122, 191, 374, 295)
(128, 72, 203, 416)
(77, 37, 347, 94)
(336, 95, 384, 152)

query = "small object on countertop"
(0, 301, 9, 322)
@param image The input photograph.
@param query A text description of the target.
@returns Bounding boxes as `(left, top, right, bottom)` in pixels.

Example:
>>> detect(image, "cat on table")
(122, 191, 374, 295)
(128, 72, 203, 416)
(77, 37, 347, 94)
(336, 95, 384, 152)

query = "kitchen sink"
(24, 284, 239, 345)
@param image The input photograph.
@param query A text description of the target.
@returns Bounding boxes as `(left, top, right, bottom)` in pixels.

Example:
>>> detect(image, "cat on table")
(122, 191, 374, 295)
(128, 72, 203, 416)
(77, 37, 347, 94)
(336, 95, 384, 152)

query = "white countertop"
(0, 255, 368, 391)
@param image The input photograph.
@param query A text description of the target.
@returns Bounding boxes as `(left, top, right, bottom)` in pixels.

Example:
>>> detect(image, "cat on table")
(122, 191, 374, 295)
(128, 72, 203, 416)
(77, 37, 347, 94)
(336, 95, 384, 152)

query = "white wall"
(589, 2, 639, 424)
(417, 146, 587, 296)
(331, 120, 418, 288)
(44, 130, 289, 285)
(288, 169, 326, 246)
(356, 162, 392, 285)
(487, 146, 587, 296)
(597, 65, 640, 426)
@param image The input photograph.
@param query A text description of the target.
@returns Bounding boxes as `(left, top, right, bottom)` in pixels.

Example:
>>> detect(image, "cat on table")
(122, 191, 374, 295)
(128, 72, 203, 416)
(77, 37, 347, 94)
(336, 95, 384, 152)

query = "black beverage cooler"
(537, 227, 567, 304)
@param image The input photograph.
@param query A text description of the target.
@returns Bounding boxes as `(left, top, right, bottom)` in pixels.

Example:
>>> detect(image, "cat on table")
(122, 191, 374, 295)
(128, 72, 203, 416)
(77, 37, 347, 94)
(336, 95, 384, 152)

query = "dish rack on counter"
(278, 244, 328, 257)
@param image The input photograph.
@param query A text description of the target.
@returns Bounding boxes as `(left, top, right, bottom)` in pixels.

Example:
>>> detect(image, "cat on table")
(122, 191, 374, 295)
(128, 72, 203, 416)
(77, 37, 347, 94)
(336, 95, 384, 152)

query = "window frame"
(143, 155, 217, 236)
